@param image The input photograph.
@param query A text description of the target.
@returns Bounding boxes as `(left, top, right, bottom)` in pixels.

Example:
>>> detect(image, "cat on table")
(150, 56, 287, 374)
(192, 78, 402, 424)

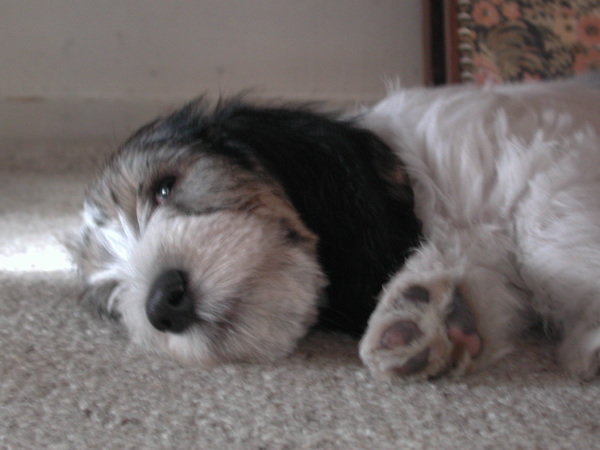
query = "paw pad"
(380, 320, 423, 349)
(448, 326, 482, 358)
(393, 348, 430, 376)
(445, 289, 482, 358)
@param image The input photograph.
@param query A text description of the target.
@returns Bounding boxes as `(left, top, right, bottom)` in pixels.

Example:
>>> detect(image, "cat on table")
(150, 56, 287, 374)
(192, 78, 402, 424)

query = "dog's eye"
(153, 176, 177, 205)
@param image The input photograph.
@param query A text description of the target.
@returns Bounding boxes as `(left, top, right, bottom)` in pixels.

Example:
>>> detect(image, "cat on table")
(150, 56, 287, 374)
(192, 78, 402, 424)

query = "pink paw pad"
(448, 326, 482, 358)
(380, 320, 429, 376)
(380, 320, 423, 349)
(445, 288, 482, 358)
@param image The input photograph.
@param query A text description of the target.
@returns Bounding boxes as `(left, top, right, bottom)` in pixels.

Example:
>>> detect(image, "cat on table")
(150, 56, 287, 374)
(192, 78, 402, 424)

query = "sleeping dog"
(72, 76, 600, 380)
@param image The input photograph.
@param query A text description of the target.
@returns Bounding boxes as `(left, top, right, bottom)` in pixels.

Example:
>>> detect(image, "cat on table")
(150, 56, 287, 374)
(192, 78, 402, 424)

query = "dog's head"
(73, 97, 420, 366)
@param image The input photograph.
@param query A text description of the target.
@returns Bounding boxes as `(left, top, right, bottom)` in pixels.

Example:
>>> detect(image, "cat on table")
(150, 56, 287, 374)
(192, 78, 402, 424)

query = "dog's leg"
(359, 242, 527, 380)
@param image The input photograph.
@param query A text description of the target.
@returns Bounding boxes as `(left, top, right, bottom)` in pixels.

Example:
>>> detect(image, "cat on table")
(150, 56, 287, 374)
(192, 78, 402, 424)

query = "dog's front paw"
(360, 279, 483, 380)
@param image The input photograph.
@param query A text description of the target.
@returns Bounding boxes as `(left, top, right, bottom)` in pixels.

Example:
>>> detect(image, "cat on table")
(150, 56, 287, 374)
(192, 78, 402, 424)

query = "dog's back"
(359, 77, 600, 380)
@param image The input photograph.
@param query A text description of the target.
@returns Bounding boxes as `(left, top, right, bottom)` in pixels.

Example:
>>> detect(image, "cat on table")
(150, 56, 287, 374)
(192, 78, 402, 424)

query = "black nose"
(146, 269, 196, 333)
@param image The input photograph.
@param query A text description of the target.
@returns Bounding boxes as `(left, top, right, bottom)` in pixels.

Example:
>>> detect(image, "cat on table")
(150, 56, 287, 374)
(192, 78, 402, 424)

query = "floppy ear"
(68, 224, 120, 319)
(205, 103, 421, 335)
(80, 280, 121, 320)
(65, 231, 120, 320)
(69, 196, 140, 320)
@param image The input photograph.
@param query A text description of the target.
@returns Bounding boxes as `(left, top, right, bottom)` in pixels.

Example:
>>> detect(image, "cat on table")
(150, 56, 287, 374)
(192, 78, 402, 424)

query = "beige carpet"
(1, 141, 599, 449)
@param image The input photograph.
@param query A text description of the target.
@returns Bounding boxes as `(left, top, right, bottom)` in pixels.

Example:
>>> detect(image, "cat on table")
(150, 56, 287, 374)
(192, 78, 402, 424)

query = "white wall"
(0, 0, 424, 139)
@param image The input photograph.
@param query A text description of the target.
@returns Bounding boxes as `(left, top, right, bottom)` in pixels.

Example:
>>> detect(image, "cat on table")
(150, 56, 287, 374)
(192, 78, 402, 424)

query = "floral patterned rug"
(456, 0, 600, 84)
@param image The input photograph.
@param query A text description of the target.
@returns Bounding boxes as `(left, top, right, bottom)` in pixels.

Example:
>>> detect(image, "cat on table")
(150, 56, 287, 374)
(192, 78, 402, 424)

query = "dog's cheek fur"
(117, 209, 326, 365)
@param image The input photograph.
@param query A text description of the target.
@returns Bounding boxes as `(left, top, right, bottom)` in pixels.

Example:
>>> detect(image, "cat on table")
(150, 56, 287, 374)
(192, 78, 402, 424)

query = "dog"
(72, 76, 600, 380)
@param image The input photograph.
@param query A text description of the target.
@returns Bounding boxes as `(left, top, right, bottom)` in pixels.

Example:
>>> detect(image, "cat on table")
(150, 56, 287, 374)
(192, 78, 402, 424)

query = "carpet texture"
(1, 141, 599, 449)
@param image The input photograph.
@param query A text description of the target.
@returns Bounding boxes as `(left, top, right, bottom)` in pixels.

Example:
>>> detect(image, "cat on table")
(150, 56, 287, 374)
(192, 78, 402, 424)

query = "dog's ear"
(68, 196, 138, 320)
(196, 102, 421, 335)
(80, 280, 121, 320)
(67, 224, 122, 319)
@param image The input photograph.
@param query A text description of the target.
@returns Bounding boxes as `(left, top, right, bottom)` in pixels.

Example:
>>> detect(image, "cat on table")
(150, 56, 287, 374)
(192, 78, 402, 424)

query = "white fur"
(359, 78, 600, 380)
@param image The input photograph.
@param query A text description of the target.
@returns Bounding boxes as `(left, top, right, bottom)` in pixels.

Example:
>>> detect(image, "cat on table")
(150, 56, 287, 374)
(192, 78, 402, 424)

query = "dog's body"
(73, 77, 600, 380)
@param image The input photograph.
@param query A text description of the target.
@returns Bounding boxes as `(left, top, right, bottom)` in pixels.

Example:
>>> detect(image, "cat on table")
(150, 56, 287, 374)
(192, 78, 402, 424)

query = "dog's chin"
(115, 209, 325, 366)
(120, 298, 320, 367)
